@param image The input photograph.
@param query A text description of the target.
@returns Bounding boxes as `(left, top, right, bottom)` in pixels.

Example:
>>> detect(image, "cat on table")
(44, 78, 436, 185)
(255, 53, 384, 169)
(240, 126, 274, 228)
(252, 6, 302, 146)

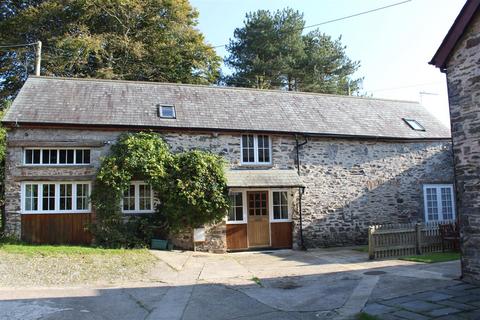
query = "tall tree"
(224, 8, 361, 95)
(0, 0, 221, 107)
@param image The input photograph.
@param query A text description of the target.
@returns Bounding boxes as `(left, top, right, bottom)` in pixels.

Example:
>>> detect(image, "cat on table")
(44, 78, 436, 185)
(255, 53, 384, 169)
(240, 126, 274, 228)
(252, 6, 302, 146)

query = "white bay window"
(21, 182, 91, 213)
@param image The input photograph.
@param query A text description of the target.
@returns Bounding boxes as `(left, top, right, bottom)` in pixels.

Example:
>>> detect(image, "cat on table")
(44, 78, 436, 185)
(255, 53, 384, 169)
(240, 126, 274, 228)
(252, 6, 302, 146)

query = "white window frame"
(227, 189, 247, 224)
(270, 190, 291, 222)
(225, 188, 292, 224)
(240, 134, 272, 165)
(268, 189, 292, 223)
(423, 184, 456, 222)
(20, 181, 92, 214)
(121, 181, 155, 214)
(23, 148, 91, 166)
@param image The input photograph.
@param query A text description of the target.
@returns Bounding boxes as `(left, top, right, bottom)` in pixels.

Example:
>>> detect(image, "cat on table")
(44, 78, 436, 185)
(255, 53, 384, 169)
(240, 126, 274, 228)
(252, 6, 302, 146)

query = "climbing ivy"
(90, 132, 229, 248)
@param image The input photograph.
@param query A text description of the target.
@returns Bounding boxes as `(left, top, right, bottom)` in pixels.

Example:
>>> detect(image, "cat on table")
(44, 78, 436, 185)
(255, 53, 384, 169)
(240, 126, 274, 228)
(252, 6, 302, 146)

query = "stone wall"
(445, 11, 480, 284)
(295, 138, 453, 247)
(4, 128, 453, 251)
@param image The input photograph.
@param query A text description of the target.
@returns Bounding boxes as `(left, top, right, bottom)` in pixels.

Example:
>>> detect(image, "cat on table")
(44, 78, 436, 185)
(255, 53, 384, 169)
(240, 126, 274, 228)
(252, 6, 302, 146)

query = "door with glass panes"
(247, 191, 270, 247)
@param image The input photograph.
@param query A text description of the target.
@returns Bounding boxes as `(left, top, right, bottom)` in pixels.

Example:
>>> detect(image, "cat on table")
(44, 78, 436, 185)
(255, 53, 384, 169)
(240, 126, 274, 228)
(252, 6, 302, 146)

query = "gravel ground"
(0, 249, 157, 287)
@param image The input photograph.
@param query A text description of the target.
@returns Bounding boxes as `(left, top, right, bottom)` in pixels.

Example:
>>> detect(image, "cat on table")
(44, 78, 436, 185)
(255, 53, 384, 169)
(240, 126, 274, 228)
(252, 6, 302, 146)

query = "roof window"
(158, 105, 176, 119)
(403, 118, 425, 131)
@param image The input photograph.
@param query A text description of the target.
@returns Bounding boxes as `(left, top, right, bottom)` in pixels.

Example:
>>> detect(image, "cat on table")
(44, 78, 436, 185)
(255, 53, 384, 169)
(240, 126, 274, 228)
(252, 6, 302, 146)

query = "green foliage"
(399, 251, 460, 263)
(91, 132, 229, 247)
(356, 313, 380, 320)
(0, 242, 149, 256)
(91, 132, 171, 247)
(0, 0, 221, 106)
(224, 8, 362, 95)
(158, 150, 229, 232)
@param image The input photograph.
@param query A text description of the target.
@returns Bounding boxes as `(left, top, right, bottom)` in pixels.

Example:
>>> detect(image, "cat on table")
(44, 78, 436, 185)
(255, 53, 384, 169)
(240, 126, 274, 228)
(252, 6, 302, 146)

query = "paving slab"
(392, 309, 430, 320)
(410, 291, 453, 302)
(398, 300, 441, 313)
(437, 299, 478, 311)
(426, 307, 461, 317)
(362, 302, 397, 315)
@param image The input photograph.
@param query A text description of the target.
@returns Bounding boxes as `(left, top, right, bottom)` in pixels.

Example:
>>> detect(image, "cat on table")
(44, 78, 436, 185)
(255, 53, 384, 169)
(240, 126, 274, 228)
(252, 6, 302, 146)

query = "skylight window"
(158, 105, 176, 119)
(403, 118, 425, 131)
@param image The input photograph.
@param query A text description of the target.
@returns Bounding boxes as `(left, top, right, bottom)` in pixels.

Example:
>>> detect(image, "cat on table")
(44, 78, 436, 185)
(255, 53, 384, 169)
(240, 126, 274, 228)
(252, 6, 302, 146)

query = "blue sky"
(190, 0, 466, 126)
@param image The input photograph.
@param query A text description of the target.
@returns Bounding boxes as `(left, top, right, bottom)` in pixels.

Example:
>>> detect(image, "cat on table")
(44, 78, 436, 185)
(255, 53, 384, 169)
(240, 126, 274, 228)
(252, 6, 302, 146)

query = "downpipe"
(295, 135, 308, 251)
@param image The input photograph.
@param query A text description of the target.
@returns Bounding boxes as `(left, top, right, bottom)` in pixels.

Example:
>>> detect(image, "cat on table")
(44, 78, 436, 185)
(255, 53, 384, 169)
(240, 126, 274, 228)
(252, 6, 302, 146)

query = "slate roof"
(2, 76, 451, 140)
(226, 169, 305, 188)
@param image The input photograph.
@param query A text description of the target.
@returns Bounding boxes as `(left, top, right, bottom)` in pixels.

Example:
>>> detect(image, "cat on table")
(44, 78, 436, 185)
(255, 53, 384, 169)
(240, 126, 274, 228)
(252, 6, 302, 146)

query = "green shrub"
(90, 132, 229, 248)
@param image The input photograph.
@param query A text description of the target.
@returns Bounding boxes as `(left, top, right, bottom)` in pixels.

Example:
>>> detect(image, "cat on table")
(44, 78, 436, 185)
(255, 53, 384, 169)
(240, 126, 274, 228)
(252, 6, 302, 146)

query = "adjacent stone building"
(430, 0, 480, 284)
(2, 76, 454, 251)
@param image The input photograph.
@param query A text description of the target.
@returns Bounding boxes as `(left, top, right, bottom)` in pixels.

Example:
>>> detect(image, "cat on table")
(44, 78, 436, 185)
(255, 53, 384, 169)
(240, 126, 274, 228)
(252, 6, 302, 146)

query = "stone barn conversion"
(430, 0, 480, 284)
(2, 76, 454, 252)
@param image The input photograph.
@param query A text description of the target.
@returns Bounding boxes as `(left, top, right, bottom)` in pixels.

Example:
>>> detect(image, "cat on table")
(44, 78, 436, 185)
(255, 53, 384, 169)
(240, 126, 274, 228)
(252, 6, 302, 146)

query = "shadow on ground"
(0, 248, 471, 320)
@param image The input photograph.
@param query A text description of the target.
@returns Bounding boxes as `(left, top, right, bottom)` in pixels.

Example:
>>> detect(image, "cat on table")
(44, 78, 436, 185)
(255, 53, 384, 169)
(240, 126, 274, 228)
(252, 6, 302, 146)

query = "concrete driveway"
(0, 248, 470, 319)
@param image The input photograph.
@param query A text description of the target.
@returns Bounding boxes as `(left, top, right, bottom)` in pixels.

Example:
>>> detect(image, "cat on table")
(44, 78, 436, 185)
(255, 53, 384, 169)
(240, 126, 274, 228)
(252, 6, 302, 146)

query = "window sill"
(239, 163, 274, 168)
(21, 211, 91, 215)
(270, 219, 291, 223)
(122, 211, 155, 215)
(18, 164, 94, 169)
(226, 221, 247, 225)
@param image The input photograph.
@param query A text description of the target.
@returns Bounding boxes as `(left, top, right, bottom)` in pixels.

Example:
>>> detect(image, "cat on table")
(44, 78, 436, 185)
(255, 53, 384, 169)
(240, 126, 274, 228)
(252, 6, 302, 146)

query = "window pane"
(123, 185, 135, 211)
(242, 135, 255, 163)
(273, 191, 288, 220)
(25, 149, 33, 164)
(235, 207, 243, 221)
(42, 184, 55, 211)
(257, 135, 270, 163)
(83, 150, 90, 164)
(25, 184, 38, 211)
(228, 192, 243, 221)
(139, 184, 152, 211)
(59, 150, 67, 163)
(426, 188, 439, 221)
(76, 150, 83, 164)
(60, 184, 73, 210)
(50, 150, 58, 164)
(76, 184, 89, 210)
(441, 187, 454, 220)
(42, 150, 50, 164)
(67, 150, 74, 164)
(273, 206, 280, 220)
(33, 150, 41, 164)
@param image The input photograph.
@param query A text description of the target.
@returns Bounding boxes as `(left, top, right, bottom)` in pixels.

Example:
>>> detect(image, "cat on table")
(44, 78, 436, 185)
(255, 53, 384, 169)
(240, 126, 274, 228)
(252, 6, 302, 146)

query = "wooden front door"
(247, 191, 270, 247)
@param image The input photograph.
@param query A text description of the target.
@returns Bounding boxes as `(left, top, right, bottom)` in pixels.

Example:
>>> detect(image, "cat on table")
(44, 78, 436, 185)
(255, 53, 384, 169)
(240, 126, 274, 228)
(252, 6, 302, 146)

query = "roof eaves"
(0, 120, 452, 141)
(430, 0, 480, 70)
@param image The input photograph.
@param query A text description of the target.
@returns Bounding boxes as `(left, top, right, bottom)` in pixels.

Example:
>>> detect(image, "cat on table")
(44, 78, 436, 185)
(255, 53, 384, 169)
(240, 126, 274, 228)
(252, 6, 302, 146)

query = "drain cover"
(364, 270, 387, 275)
